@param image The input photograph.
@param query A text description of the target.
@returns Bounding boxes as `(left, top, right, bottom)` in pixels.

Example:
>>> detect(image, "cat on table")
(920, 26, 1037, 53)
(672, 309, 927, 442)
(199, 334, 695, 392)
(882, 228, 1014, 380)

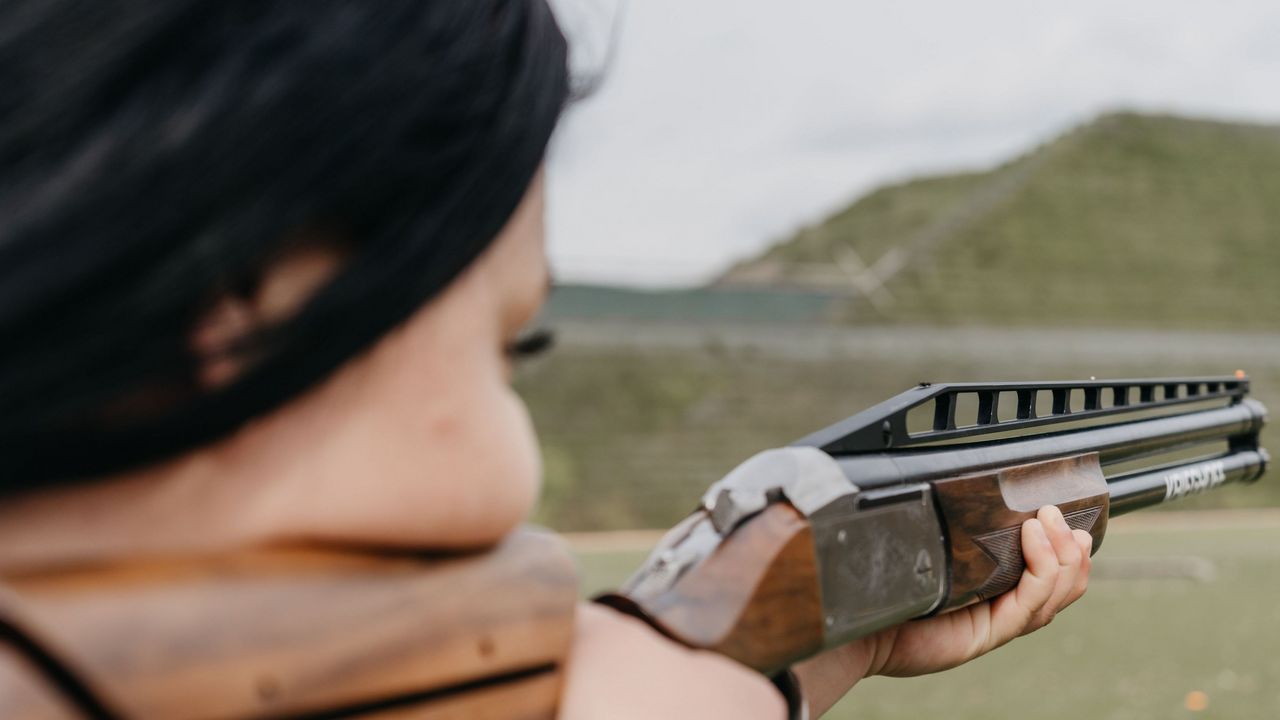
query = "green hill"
(723, 112, 1280, 329)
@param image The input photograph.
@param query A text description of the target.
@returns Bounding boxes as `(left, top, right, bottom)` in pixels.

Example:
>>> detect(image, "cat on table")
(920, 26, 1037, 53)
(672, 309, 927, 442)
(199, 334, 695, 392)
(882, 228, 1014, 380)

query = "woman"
(0, 1, 1092, 717)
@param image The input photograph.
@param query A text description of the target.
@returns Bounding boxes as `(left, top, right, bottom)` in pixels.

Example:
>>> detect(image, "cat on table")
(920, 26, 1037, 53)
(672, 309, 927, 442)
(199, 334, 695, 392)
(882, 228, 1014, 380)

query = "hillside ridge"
(719, 111, 1280, 330)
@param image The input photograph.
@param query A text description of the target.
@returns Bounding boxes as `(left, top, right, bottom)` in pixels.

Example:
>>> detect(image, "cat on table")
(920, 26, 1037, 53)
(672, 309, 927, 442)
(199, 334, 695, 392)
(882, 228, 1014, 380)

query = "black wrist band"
(770, 668, 809, 720)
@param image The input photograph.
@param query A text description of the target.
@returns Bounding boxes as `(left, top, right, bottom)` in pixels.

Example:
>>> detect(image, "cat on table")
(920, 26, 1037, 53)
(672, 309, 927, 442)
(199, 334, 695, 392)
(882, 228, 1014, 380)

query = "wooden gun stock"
(602, 503, 824, 673)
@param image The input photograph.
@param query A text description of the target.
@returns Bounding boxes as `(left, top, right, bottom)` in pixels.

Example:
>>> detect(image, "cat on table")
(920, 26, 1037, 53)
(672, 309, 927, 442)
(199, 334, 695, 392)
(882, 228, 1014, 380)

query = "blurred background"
(534, 1, 1280, 717)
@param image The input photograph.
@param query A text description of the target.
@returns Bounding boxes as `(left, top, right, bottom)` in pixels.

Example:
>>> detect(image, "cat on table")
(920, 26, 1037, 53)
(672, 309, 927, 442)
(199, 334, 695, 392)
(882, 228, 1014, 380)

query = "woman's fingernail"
(1031, 519, 1052, 550)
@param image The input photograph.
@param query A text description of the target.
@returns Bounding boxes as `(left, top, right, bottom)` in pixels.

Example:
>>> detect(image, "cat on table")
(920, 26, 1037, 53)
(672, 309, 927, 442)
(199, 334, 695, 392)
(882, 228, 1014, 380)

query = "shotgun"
(602, 375, 1269, 674)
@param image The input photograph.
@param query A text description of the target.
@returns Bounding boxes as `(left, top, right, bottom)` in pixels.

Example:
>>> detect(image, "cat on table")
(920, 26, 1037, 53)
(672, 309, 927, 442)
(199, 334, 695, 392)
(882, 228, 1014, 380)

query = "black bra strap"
(0, 585, 121, 719)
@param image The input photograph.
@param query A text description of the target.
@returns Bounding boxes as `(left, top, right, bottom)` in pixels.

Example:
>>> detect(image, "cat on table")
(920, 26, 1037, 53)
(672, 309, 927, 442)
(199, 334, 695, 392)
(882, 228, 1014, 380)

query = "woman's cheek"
(417, 383, 543, 547)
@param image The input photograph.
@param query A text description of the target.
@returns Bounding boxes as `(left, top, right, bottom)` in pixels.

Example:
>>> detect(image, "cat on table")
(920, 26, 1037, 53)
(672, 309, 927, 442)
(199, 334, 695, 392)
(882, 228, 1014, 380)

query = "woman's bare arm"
(559, 602, 786, 719)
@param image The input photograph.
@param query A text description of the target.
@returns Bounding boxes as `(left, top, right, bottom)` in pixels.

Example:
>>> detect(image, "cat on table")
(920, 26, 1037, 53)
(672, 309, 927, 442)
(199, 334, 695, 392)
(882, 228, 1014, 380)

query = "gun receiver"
(604, 376, 1269, 674)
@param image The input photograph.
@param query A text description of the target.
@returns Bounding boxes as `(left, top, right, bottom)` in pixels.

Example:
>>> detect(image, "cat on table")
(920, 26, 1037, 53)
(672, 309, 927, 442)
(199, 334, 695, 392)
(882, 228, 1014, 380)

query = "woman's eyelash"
(505, 327, 556, 360)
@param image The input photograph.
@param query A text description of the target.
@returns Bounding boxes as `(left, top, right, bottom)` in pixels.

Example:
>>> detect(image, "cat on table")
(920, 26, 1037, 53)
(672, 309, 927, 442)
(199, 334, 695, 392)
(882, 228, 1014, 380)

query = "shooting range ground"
(573, 511, 1280, 719)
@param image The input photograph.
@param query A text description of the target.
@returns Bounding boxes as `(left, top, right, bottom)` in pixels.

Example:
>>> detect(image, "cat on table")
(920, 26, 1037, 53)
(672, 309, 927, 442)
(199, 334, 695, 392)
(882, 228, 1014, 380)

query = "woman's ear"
(189, 246, 347, 390)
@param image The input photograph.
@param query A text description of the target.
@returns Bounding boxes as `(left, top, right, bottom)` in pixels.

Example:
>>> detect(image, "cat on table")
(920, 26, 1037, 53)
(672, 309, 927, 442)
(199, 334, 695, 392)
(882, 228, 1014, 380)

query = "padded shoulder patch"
(0, 529, 578, 719)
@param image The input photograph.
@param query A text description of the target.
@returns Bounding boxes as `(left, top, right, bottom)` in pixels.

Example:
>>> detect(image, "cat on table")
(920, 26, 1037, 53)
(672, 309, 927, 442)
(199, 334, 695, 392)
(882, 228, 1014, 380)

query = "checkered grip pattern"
(973, 506, 1102, 600)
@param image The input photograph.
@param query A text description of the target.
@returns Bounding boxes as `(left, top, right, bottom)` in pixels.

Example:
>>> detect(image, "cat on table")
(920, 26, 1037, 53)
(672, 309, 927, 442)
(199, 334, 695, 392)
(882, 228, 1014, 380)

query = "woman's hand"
(793, 504, 1093, 716)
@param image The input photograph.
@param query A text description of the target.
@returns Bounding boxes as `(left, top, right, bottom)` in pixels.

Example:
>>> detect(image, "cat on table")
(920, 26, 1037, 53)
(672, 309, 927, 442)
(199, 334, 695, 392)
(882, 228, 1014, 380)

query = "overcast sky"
(544, 0, 1280, 287)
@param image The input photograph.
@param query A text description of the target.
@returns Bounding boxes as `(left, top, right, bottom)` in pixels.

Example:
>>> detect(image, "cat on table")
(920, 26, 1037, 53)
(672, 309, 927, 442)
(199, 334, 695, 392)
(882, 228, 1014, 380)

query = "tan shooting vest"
(0, 529, 578, 719)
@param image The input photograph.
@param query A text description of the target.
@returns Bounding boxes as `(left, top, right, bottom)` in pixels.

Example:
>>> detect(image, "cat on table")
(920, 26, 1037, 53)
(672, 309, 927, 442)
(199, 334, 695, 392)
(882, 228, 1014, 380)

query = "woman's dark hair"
(0, 0, 569, 489)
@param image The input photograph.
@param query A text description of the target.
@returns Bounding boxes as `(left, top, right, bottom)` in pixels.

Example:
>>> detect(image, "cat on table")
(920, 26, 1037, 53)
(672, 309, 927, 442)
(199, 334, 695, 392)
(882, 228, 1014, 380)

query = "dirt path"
(557, 321, 1280, 365)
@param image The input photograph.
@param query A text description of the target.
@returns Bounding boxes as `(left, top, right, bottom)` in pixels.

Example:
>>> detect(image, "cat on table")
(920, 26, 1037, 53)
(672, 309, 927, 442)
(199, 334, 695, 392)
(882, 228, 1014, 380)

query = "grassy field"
(573, 513, 1280, 720)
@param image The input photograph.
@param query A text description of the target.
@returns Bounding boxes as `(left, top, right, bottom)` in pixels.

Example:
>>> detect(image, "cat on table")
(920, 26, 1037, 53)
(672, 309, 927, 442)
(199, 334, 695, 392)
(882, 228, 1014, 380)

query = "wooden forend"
(933, 453, 1109, 610)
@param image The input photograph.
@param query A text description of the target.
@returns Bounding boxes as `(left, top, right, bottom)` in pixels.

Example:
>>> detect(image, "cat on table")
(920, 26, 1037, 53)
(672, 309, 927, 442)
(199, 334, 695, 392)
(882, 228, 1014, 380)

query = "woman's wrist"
(788, 634, 881, 718)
